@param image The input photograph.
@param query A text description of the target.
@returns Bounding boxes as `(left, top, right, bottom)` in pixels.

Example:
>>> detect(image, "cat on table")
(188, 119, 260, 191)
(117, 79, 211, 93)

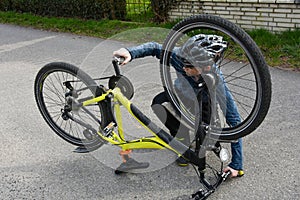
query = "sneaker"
(176, 156, 189, 167)
(237, 170, 244, 177)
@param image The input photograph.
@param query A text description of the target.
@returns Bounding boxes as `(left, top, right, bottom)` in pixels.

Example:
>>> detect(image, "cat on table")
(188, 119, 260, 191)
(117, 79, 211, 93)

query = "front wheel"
(160, 14, 272, 141)
(34, 62, 109, 146)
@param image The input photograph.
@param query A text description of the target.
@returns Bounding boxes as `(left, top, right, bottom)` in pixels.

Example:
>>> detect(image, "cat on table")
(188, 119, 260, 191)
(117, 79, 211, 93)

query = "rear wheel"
(160, 15, 272, 140)
(34, 62, 109, 146)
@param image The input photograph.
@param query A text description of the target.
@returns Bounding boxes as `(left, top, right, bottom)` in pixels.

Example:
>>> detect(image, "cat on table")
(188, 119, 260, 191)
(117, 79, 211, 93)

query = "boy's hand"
(113, 48, 131, 65)
(223, 166, 244, 178)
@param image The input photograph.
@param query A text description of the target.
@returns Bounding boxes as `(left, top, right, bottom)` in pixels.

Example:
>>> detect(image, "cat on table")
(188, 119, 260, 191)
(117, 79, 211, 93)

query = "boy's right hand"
(113, 48, 131, 65)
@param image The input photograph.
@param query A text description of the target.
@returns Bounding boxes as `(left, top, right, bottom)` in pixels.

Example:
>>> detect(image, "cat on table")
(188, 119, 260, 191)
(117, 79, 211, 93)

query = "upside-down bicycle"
(34, 14, 271, 199)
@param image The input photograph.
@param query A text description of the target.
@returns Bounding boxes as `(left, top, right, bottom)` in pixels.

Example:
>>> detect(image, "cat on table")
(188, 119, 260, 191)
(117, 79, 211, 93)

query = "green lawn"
(0, 11, 299, 69)
(248, 29, 300, 69)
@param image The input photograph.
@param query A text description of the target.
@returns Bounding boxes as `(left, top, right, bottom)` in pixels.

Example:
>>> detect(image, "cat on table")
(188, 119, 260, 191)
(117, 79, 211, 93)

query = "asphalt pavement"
(0, 24, 299, 200)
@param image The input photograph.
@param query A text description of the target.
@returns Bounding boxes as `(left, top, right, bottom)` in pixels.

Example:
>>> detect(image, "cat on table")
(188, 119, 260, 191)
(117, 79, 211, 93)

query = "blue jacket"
(128, 42, 201, 89)
(127, 42, 241, 126)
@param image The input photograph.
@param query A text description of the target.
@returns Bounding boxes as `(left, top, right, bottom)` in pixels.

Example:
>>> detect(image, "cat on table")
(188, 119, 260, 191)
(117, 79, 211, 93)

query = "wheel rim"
(161, 22, 263, 138)
(37, 69, 102, 145)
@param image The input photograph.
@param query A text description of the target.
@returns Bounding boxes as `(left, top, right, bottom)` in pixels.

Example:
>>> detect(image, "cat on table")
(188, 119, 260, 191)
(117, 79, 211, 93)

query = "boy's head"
(178, 34, 227, 71)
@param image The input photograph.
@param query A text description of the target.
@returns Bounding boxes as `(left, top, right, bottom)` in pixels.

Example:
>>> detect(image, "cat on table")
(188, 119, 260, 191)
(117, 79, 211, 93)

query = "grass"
(0, 11, 299, 69)
(248, 29, 300, 69)
(0, 11, 159, 38)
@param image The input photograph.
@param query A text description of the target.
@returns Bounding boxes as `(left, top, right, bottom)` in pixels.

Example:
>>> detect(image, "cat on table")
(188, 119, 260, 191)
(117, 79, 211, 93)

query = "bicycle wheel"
(34, 62, 109, 146)
(160, 14, 271, 141)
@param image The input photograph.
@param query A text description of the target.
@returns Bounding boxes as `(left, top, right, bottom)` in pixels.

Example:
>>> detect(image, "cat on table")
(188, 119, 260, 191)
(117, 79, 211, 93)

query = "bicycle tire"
(34, 62, 109, 146)
(160, 14, 271, 141)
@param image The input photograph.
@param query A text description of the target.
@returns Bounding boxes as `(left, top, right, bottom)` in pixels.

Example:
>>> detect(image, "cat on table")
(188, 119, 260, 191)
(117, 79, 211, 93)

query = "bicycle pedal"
(103, 122, 116, 137)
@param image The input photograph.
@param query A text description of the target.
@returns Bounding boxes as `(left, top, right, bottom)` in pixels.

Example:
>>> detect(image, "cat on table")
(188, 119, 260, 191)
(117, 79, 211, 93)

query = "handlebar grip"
(112, 56, 124, 76)
(222, 170, 231, 181)
(113, 56, 125, 65)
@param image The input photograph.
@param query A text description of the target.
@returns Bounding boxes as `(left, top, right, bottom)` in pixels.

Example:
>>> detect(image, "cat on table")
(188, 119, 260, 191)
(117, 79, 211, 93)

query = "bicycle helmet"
(178, 34, 227, 68)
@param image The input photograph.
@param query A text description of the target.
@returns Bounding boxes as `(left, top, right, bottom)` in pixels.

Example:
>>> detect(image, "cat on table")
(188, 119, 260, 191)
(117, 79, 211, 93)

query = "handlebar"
(222, 170, 232, 180)
(112, 56, 125, 76)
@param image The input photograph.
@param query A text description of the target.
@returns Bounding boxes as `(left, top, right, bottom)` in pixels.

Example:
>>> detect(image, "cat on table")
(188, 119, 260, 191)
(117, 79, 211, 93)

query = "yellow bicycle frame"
(82, 87, 182, 156)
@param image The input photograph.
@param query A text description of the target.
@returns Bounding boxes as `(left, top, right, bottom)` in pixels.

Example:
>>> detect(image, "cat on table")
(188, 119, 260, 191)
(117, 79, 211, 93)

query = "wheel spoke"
(160, 15, 271, 140)
(35, 63, 105, 146)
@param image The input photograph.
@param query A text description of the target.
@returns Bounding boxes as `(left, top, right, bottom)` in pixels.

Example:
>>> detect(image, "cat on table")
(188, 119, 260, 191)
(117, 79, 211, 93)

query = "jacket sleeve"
(126, 42, 162, 60)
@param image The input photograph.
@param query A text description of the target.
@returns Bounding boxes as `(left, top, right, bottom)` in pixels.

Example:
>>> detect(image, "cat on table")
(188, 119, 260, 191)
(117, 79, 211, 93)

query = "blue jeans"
(157, 68, 243, 170)
(229, 138, 243, 170)
(152, 89, 243, 170)
(217, 71, 243, 170)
